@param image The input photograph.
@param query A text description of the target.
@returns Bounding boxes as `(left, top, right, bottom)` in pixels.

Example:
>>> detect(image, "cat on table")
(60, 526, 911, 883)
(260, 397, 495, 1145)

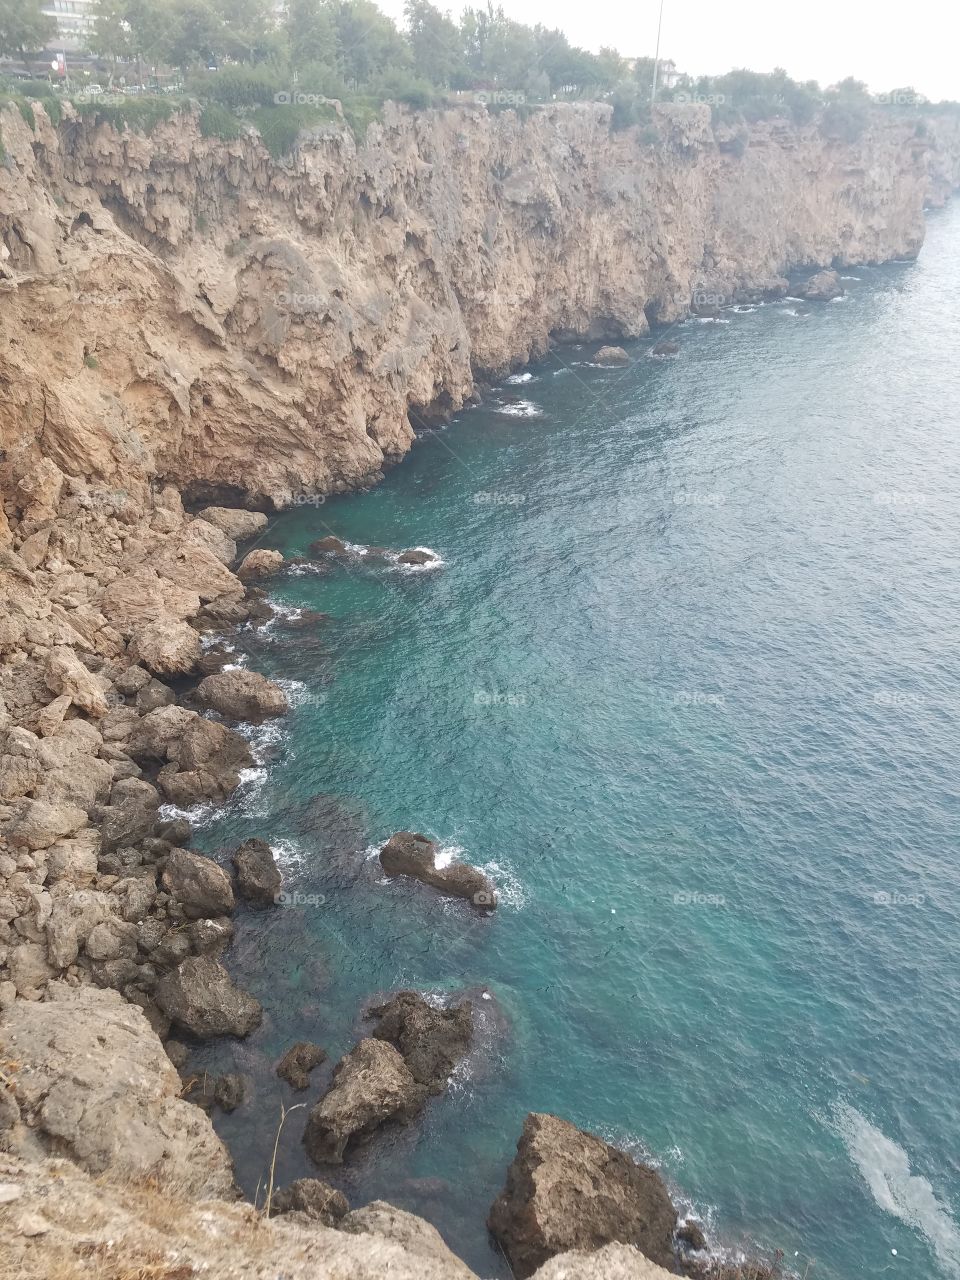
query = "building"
(658, 59, 680, 90)
(40, 0, 97, 53)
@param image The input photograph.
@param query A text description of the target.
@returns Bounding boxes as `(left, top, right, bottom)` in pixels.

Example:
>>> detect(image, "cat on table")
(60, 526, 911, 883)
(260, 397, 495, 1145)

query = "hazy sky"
(377, 0, 960, 102)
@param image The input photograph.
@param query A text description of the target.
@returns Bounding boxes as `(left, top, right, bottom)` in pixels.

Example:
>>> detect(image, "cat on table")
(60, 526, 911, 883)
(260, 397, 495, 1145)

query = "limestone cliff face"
(1, 99, 957, 512)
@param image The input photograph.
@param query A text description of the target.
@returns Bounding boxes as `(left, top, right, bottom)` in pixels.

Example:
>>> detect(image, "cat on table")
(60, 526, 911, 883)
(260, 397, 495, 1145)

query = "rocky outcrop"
(367, 990, 472, 1094)
(272, 1177, 349, 1223)
(199, 506, 269, 541)
(595, 344, 631, 364)
(797, 268, 844, 301)
(488, 1113, 678, 1278)
(0, 984, 234, 1197)
(303, 1038, 427, 1164)
(277, 1040, 327, 1089)
(154, 955, 262, 1038)
(161, 847, 236, 918)
(197, 669, 289, 722)
(232, 837, 283, 905)
(238, 549, 284, 580)
(379, 832, 497, 906)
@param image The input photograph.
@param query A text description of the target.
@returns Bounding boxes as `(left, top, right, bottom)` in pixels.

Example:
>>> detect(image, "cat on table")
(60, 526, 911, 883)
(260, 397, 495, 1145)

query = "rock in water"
(797, 268, 844, 301)
(379, 832, 497, 907)
(271, 1178, 349, 1223)
(310, 536, 348, 555)
(303, 1038, 427, 1164)
(487, 1112, 678, 1278)
(237, 548, 283, 580)
(232, 837, 282, 905)
(594, 345, 630, 365)
(161, 848, 235, 919)
(196, 670, 289, 722)
(154, 956, 262, 1038)
(397, 548, 438, 565)
(367, 990, 472, 1094)
(277, 1040, 327, 1089)
(652, 340, 679, 356)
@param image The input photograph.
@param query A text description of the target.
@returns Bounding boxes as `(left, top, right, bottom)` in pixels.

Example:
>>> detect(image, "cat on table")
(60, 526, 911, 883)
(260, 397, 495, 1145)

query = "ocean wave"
(496, 399, 543, 418)
(840, 274, 861, 280)
(157, 799, 219, 827)
(505, 371, 535, 384)
(689, 315, 731, 325)
(271, 836, 308, 872)
(397, 547, 445, 572)
(833, 1101, 960, 1276)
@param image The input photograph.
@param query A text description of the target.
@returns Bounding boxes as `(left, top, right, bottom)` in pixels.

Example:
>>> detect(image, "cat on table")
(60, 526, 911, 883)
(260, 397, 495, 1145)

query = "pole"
(651, 0, 665, 104)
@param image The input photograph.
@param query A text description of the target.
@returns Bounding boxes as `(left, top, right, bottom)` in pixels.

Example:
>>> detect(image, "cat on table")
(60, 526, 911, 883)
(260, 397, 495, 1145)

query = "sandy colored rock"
(488, 1113, 678, 1278)
(43, 648, 109, 718)
(238, 548, 284, 580)
(341, 1201, 476, 1278)
(154, 955, 262, 1038)
(368, 989, 472, 1094)
(161, 848, 235, 919)
(200, 506, 269, 541)
(595, 344, 631, 364)
(129, 618, 202, 676)
(196, 669, 289, 722)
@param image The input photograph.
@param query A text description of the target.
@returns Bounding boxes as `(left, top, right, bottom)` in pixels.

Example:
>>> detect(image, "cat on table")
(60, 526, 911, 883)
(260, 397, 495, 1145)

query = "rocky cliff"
(2, 98, 958, 512)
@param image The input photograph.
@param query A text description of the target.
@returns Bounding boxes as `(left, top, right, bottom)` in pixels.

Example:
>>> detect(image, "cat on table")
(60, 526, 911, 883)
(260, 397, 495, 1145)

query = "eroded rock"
(379, 832, 497, 907)
(367, 990, 472, 1094)
(232, 837, 282, 905)
(154, 956, 262, 1038)
(196, 669, 289, 722)
(276, 1040, 326, 1090)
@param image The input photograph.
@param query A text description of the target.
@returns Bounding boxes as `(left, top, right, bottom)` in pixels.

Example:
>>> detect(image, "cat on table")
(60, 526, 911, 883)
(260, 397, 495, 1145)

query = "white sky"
(377, 0, 960, 102)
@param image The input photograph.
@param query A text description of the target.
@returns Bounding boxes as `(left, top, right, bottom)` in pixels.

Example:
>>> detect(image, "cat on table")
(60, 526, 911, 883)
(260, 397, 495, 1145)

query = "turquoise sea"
(189, 201, 960, 1279)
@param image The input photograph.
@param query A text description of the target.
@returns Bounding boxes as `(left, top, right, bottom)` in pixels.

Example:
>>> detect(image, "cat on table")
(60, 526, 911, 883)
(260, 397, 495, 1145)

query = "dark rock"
(196, 670, 289, 723)
(164, 1038, 189, 1069)
(677, 1220, 708, 1252)
(652, 339, 680, 355)
(397, 549, 437, 566)
(277, 1041, 327, 1090)
(797, 268, 844, 301)
(594, 344, 630, 365)
(487, 1112, 678, 1278)
(185, 1070, 248, 1113)
(196, 645, 233, 676)
(135, 678, 176, 713)
(122, 987, 170, 1039)
(379, 832, 497, 908)
(186, 916, 235, 956)
(271, 1178, 348, 1224)
(161, 848, 235, 919)
(303, 1038, 426, 1164)
(155, 816, 192, 846)
(232, 837, 282, 905)
(148, 927, 192, 969)
(154, 956, 262, 1038)
(310, 536, 348, 555)
(367, 990, 472, 1094)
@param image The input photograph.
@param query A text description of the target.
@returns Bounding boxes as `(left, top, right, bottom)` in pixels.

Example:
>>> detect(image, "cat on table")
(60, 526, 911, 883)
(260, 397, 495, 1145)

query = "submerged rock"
(379, 832, 497, 907)
(271, 1177, 349, 1223)
(154, 956, 262, 1038)
(397, 548, 438, 565)
(594, 344, 630, 365)
(232, 837, 282, 905)
(310, 536, 349, 555)
(367, 990, 472, 1094)
(277, 1040, 327, 1089)
(303, 1038, 426, 1164)
(487, 1112, 678, 1278)
(797, 268, 844, 301)
(196, 669, 289, 722)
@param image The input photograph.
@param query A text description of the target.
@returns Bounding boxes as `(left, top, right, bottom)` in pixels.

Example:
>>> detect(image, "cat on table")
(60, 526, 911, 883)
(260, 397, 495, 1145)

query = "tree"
(285, 0, 339, 70)
(330, 0, 409, 87)
(0, 0, 56, 65)
(89, 0, 135, 67)
(405, 0, 463, 88)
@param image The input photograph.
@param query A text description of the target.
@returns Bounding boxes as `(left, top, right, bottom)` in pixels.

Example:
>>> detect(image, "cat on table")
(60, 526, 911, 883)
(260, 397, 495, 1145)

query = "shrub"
(76, 96, 180, 134)
(340, 95, 381, 140)
(188, 65, 282, 109)
(370, 69, 435, 110)
(820, 100, 868, 142)
(250, 103, 335, 158)
(199, 102, 244, 141)
(15, 99, 35, 130)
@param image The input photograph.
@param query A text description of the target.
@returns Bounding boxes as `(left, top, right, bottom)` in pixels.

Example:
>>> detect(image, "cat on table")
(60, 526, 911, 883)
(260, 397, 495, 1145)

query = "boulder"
(232, 837, 282, 905)
(161, 848, 235, 919)
(532, 1244, 678, 1280)
(129, 619, 202, 676)
(196, 670, 289, 722)
(154, 956, 262, 1038)
(149, 534, 244, 602)
(156, 714, 254, 806)
(797, 268, 844, 301)
(397, 549, 438, 565)
(303, 1038, 426, 1164)
(594, 345, 630, 365)
(135, 678, 176, 712)
(199, 506, 269, 541)
(100, 570, 201, 636)
(276, 1040, 327, 1090)
(237, 549, 283, 580)
(44, 647, 110, 717)
(652, 340, 679, 356)
(487, 1113, 678, 1278)
(379, 832, 497, 907)
(0, 984, 234, 1196)
(184, 518, 237, 566)
(310, 536, 348, 555)
(340, 1201, 476, 1278)
(367, 990, 472, 1094)
(271, 1178, 348, 1224)
(2, 799, 87, 851)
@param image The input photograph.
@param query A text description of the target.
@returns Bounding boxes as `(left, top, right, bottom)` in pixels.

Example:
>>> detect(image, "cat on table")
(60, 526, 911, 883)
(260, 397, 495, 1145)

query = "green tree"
(405, 0, 463, 87)
(285, 0, 339, 70)
(0, 0, 56, 65)
(330, 0, 409, 87)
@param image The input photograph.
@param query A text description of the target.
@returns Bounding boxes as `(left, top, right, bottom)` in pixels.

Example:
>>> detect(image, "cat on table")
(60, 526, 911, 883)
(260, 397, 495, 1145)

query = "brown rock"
(199, 507, 269, 541)
(397, 548, 438, 565)
(379, 832, 497, 907)
(237, 549, 283, 580)
(797, 268, 844, 301)
(154, 956, 262, 1038)
(271, 1177, 348, 1224)
(196, 669, 289, 722)
(310, 536, 348, 555)
(161, 848, 235, 919)
(129, 619, 202, 676)
(276, 1041, 327, 1090)
(595, 345, 630, 365)
(232, 837, 282, 905)
(487, 1113, 678, 1278)
(367, 990, 472, 1094)
(652, 340, 679, 356)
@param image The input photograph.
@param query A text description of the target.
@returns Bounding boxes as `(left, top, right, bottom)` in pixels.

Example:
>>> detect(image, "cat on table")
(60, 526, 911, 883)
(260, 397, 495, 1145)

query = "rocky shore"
(2, 92, 959, 1277)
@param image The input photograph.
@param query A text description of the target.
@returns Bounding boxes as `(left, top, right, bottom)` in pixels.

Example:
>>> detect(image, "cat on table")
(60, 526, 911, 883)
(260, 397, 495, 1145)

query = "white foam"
(689, 315, 731, 324)
(271, 837, 307, 871)
(834, 1102, 960, 1276)
(496, 399, 543, 418)
(397, 547, 444, 573)
(157, 799, 218, 827)
(840, 274, 861, 280)
(505, 371, 534, 384)
(478, 858, 527, 911)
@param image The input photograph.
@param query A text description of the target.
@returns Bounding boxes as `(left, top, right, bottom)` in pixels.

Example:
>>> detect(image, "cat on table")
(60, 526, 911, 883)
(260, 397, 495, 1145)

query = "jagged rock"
(340, 1201, 476, 1278)
(652, 340, 679, 355)
(487, 1113, 678, 1278)
(154, 956, 262, 1038)
(199, 506, 269, 541)
(114, 664, 151, 696)
(129, 619, 202, 676)
(186, 1071, 248, 1113)
(44, 647, 110, 717)
(271, 1177, 349, 1224)
(155, 816, 192, 846)
(367, 990, 472, 1094)
(2, 799, 87, 851)
(303, 1038, 427, 1164)
(797, 268, 844, 301)
(532, 1244, 677, 1279)
(232, 837, 282, 905)
(676, 1220, 707, 1251)
(379, 832, 497, 907)
(45, 830, 100, 886)
(397, 548, 437, 565)
(184, 517, 237, 565)
(0, 984, 234, 1196)
(595, 344, 630, 364)
(196, 670, 289, 722)
(310, 536, 348, 554)
(7, 942, 55, 997)
(276, 1040, 326, 1089)
(161, 848, 235, 919)
(135, 677, 176, 712)
(186, 915, 235, 955)
(237, 548, 283, 580)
